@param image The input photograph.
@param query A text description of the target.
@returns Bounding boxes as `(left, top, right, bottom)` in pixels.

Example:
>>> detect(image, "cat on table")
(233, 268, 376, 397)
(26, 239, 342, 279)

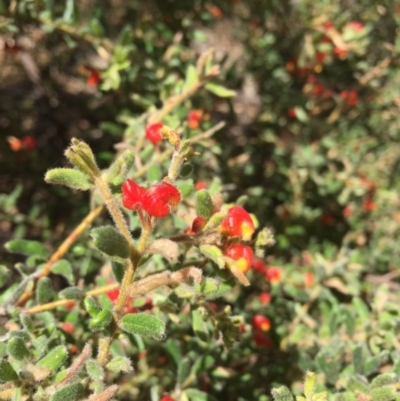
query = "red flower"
(8, 137, 23, 152)
(334, 46, 347, 59)
(220, 206, 255, 241)
(187, 110, 203, 129)
(187, 217, 207, 235)
(340, 90, 359, 106)
(287, 108, 296, 119)
(315, 52, 327, 63)
(259, 292, 271, 305)
(141, 182, 181, 218)
(160, 397, 175, 401)
(343, 205, 353, 218)
(195, 181, 207, 190)
(62, 322, 74, 334)
(323, 21, 334, 30)
(122, 179, 146, 211)
(87, 69, 101, 86)
(252, 314, 271, 332)
(252, 258, 267, 274)
(22, 136, 36, 150)
(363, 199, 376, 212)
(265, 267, 282, 284)
(145, 123, 164, 144)
(348, 21, 364, 32)
(322, 213, 334, 225)
(304, 272, 314, 288)
(225, 244, 254, 274)
(253, 331, 273, 348)
(106, 288, 120, 303)
(209, 5, 223, 18)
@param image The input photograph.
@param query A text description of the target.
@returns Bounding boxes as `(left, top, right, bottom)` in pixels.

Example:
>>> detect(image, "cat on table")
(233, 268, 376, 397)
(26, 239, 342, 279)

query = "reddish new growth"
(252, 314, 271, 332)
(61, 322, 74, 335)
(220, 206, 255, 241)
(122, 179, 181, 218)
(145, 123, 164, 144)
(225, 244, 254, 274)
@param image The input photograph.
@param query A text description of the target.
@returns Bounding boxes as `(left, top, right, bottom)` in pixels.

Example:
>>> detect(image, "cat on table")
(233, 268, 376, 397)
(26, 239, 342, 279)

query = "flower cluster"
(220, 206, 256, 274)
(122, 179, 181, 218)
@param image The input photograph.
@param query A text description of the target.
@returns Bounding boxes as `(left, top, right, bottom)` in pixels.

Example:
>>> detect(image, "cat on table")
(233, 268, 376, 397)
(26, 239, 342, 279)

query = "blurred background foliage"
(1, 0, 400, 400)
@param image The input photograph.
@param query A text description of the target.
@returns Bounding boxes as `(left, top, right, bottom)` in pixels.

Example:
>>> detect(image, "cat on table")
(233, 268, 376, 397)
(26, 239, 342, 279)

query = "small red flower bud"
(304, 272, 314, 288)
(220, 206, 255, 241)
(121, 179, 146, 211)
(187, 110, 203, 129)
(316, 52, 327, 63)
(287, 108, 296, 119)
(225, 244, 254, 274)
(70, 344, 78, 354)
(259, 292, 271, 305)
(65, 301, 76, 309)
(322, 213, 334, 225)
(145, 123, 164, 144)
(265, 267, 282, 284)
(209, 5, 223, 18)
(62, 322, 74, 334)
(187, 217, 207, 235)
(340, 90, 359, 106)
(252, 258, 267, 274)
(253, 331, 273, 348)
(141, 182, 181, 218)
(334, 46, 347, 59)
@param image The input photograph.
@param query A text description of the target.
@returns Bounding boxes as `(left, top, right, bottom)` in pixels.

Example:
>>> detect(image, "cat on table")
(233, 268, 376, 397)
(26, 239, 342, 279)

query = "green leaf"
(0, 359, 19, 382)
(271, 386, 295, 401)
(185, 389, 219, 401)
(106, 150, 135, 186)
(0, 265, 10, 287)
(183, 64, 198, 90)
(370, 387, 395, 401)
(303, 371, 316, 399)
(196, 190, 213, 220)
(180, 163, 193, 178)
(89, 309, 112, 331)
(178, 358, 191, 386)
(176, 179, 194, 197)
(84, 296, 102, 317)
(59, 286, 82, 300)
(203, 211, 227, 232)
(20, 315, 34, 333)
(50, 383, 84, 401)
(364, 351, 389, 376)
(45, 168, 92, 190)
(205, 82, 236, 98)
(85, 359, 104, 381)
(106, 356, 133, 373)
(119, 313, 165, 340)
(37, 346, 68, 371)
(91, 226, 130, 263)
(199, 245, 225, 269)
(36, 277, 54, 304)
(5, 239, 48, 258)
(7, 337, 30, 360)
(111, 261, 124, 283)
(52, 260, 74, 285)
(191, 307, 209, 342)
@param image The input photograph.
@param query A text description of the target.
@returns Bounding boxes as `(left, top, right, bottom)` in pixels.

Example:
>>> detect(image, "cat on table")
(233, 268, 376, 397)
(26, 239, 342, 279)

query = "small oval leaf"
(119, 313, 165, 340)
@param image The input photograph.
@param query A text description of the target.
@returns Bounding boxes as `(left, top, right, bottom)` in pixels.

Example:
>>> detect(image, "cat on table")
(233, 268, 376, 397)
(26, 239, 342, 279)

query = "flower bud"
(265, 267, 282, 284)
(224, 244, 254, 274)
(188, 217, 207, 235)
(220, 206, 255, 241)
(146, 123, 163, 144)
(141, 182, 181, 218)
